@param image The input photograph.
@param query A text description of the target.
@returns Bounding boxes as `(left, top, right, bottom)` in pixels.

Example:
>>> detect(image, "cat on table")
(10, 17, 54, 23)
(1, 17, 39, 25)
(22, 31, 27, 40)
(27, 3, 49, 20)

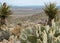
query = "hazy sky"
(0, 0, 60, 6)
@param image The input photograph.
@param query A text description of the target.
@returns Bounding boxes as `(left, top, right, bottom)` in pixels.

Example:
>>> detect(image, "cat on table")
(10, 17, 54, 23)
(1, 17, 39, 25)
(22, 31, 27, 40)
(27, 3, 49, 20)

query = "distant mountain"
(10, 6, 44, 16)
(10, 6, 60, 16)
(7, 6, 60, 24)
(11, 5, 60, 10)
(11, 6, 44, 9)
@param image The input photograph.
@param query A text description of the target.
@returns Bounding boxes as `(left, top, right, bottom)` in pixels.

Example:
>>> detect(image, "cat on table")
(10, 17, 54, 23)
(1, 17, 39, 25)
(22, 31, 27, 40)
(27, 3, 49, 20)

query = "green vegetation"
(44, 3, 58, 26)
(0, 2, 12, 25)
(20, 21, 60, 43)
(0, 2, 60, 43)
(0, 2, 11, 41)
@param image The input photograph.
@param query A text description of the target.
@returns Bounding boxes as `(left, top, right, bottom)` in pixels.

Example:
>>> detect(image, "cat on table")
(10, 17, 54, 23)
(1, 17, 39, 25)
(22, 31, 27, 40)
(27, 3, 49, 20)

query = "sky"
(0, 0, 60, 6)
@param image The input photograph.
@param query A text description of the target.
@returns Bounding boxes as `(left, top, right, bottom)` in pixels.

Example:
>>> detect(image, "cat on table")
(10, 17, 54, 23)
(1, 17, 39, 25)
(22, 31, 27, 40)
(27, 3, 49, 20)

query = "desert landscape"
(6, 6, 60, 24)
(0, 0, 60, 43)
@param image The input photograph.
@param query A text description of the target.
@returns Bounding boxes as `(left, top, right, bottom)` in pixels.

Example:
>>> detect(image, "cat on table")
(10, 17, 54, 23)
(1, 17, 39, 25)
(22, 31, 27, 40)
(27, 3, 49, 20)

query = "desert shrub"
(0, 20, 60, 43)
(19, 20, 60, 43)
(0, 30, 10, 41)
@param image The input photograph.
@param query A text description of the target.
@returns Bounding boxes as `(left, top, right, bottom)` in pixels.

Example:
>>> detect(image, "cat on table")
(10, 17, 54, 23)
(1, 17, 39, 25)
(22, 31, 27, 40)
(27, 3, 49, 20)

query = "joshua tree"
(44, 3, 58, 26)
(0, 2, 12, 25)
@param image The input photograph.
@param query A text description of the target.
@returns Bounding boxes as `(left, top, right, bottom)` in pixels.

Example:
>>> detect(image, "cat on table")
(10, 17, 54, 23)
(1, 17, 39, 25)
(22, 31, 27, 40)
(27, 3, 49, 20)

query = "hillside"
(6, 6, 60, 24)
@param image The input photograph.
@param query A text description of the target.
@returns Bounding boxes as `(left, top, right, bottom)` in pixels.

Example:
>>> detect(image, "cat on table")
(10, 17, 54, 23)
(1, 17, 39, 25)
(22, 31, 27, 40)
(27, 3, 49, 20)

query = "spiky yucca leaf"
(44, 3, 58, 19)
(44, 3, 58, 26)
(0, 3, 12, 18)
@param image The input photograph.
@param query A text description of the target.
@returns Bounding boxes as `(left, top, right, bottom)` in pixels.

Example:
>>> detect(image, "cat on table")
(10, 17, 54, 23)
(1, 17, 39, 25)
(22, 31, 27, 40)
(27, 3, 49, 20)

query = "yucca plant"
(0, 2, 12, 25)
(0, 2, 11, 41)
(44, 3, 58, 26)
